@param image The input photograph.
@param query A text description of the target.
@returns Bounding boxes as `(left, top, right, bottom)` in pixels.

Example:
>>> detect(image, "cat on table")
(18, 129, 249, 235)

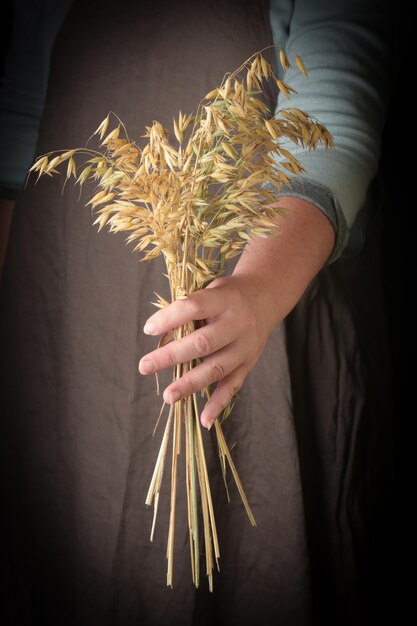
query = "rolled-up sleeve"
(269, 0, 392, 261)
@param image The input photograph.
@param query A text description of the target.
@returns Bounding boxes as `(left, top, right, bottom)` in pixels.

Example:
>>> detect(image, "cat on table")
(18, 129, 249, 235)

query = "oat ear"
(295, 53, 308, 77)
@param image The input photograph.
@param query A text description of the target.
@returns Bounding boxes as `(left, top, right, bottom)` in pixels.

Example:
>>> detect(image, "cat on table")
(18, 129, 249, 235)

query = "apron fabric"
(0, 1, 392, 624)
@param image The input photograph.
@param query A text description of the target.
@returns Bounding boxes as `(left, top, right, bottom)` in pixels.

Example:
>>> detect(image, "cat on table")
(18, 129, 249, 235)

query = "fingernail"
(167, 390, 181, 404)
(143, 321, 156, 335)
(207, 421, 213, 431)
(139, 359, 155, 375)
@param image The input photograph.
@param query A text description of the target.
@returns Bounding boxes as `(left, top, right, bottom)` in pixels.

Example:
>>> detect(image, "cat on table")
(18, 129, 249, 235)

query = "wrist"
(232, 196, 335, 328)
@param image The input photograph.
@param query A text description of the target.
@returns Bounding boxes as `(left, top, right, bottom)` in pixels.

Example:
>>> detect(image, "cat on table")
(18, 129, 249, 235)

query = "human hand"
(139, 196, 335, 430)
(139, 274, 275, 430)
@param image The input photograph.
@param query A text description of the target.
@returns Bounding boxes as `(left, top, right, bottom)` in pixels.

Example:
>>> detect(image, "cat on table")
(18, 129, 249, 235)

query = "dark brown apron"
(0, 1, 393, 624)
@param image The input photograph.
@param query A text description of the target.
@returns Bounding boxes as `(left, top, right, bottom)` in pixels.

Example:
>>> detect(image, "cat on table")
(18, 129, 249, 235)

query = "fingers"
(139, 322, 237, 375)
(143, 287, 226, 336)
(162, 346, 241, 406)
(139, 277, 257, 429)
(200, 367, 246, 429)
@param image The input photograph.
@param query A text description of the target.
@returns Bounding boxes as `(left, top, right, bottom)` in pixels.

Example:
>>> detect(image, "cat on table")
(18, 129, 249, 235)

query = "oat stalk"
(30, 49, 333, 590)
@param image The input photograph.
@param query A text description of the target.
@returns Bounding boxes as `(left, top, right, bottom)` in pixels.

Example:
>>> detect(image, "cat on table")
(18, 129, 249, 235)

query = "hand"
(139, 274, 274, 430)
(138, 196, 335, 430)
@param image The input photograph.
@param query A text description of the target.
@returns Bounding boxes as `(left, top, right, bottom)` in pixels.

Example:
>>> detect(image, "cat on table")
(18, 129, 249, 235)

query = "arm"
(138, 0, 391, 428)
(270, 0, 392, 261)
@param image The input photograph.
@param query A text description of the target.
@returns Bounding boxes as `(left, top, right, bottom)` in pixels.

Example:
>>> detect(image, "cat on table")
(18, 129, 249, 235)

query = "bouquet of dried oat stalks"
(30, 49, 332, 591)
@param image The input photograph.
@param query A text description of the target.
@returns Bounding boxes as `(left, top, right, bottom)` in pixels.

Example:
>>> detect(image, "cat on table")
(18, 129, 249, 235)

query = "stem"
(166, 389, 182, 587)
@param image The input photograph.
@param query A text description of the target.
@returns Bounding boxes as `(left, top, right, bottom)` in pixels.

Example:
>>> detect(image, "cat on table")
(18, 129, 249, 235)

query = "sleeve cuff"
(264, 177, 349, 264)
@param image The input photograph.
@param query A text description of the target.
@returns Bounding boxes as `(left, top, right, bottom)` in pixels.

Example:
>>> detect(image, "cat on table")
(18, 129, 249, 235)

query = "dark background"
(0, 0, 410, 619)
(379, 15, 413, 612)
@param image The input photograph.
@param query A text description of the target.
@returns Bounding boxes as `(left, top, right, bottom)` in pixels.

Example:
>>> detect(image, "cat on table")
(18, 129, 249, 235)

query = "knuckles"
(217, 281, 259, 332)
(183, 293, 205, 318)
(182, 376, 198, 396)
(193, 332, 213, 356)
(161, 347, 177, 368)
(209, 362, 225, 382)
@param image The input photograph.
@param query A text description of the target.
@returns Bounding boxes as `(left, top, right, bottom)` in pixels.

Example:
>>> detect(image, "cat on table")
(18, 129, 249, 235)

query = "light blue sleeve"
(0, 0, 73, 199)
(269, 0, 392, 261)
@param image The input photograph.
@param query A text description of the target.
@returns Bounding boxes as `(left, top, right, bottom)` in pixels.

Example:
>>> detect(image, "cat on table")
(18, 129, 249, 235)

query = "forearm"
(232, 196, 335, 332)
(0, 199, 15, 279)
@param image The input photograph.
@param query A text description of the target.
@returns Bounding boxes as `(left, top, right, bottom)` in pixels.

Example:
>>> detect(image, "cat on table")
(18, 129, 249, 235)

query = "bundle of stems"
(30, 49, 332, 591)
